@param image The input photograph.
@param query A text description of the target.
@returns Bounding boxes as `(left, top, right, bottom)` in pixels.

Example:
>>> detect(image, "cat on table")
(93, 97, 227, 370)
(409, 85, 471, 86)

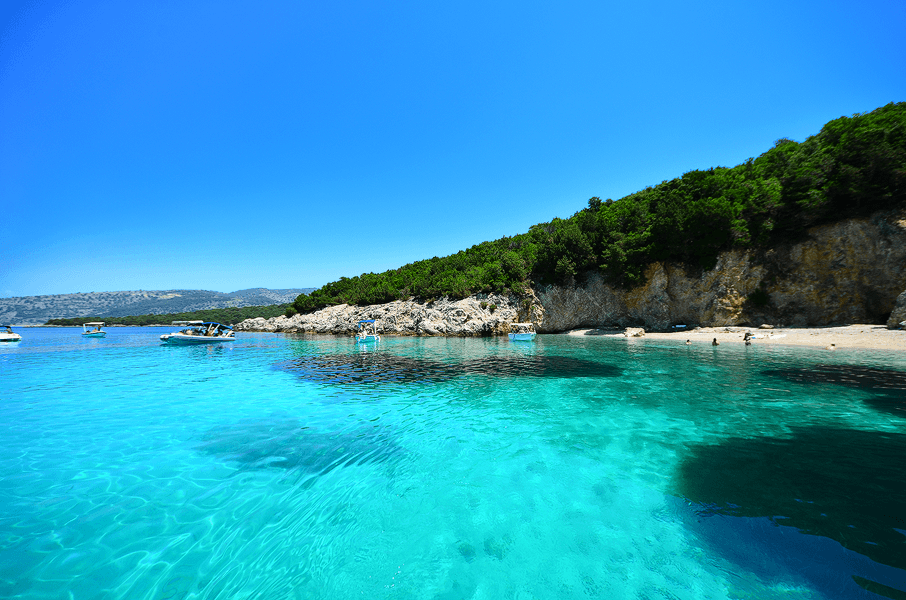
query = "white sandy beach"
(567, 324, 906, 352)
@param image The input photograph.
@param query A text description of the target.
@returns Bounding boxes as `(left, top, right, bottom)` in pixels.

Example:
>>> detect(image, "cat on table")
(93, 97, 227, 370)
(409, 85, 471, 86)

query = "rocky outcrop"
(534, 210, 906, 331)
(240, 210, 906, 335)
(887, 290, 906, 329)
(533, 250, 766, 331)
(235, 294, 533, 336)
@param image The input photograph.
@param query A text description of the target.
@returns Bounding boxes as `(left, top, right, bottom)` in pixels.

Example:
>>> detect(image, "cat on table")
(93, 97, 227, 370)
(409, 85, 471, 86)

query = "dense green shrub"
(291, 103, 906, 313)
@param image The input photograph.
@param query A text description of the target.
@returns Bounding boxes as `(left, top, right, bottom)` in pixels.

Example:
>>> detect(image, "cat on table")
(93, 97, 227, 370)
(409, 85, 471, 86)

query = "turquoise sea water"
(2, 328, 905, 599)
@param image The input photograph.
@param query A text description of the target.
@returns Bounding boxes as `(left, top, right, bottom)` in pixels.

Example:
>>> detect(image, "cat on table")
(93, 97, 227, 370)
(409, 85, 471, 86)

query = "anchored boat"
(82, 322, 107, 338)
(508, 322, 537, 341)
(160, 321, 235, 345)
(355, 320, 381, 343)
(0, 326, 21, 342)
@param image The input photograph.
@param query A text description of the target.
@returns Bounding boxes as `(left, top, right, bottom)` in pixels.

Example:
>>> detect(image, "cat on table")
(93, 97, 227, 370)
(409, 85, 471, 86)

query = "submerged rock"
(676, 426, 906, 572)
(278, 352, 623, 385)
(197, 417, 403, 478)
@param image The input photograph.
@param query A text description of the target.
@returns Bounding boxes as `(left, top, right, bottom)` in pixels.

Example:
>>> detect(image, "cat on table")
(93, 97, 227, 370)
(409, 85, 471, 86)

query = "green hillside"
(291, 102, 906, 315)
(45, 304, 290, 327)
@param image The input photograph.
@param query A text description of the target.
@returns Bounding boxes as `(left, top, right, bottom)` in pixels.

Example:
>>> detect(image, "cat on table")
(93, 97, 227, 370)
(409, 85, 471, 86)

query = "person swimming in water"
(712, 338, 719, 346)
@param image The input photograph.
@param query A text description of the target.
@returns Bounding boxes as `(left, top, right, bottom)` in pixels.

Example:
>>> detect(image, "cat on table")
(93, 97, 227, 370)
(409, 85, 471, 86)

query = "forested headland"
(44, 304, 290, 326)
(289, 102, 906, 316)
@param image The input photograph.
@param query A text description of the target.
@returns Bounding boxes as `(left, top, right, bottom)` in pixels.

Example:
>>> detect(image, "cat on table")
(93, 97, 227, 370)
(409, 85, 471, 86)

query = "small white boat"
(0, 325, 21, 342)
(82, 322, 107, 338)
(508, 322, 537, 341)
(355, 320, 381, 343)
(160, 321, 235, 345)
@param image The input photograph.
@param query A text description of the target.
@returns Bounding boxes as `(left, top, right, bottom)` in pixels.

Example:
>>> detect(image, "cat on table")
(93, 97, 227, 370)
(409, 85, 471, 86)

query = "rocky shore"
(238, 210, 906, 337)
(236, 293, 535, 336)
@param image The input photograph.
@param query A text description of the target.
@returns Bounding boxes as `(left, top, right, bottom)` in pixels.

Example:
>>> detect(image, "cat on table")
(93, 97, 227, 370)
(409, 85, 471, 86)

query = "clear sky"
(1, 0, 904, 298)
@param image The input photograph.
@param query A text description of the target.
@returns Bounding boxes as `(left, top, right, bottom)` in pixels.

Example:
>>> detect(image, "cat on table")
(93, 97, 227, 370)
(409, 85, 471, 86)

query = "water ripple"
(196, 417, 403, 481)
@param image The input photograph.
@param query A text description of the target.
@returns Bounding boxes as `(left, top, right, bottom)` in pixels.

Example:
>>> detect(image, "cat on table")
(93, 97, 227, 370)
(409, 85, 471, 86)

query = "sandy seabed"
(567, 324, 906, 352)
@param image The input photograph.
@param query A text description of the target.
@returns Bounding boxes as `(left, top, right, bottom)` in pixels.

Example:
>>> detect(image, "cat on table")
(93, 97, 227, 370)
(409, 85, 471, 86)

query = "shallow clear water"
(2, 328, 905, 599)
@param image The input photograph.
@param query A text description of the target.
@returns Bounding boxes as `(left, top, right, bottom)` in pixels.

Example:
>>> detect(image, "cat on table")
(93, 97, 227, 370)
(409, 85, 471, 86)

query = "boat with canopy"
(0, 326, 21, 342)
(355, 320, 381, 343)
(160, 321, 235, 345)
(82, 322, 107, 338)
(508, 322, 537, 341)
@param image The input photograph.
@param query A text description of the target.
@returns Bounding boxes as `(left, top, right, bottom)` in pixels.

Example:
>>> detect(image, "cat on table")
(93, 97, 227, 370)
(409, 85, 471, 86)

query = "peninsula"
(239, 103, 906, 344)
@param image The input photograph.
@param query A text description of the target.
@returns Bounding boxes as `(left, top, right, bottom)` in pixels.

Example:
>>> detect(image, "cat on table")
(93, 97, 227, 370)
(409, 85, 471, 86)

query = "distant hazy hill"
(0, 288, 314, 325)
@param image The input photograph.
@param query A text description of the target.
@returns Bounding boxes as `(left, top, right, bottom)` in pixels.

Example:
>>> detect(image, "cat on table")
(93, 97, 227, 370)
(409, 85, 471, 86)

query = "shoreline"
(13, 323, 904, 351)
(566, 324, 906, 351)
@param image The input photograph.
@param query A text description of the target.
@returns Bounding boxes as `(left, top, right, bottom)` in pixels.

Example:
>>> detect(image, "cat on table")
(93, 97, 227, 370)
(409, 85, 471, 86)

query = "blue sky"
(2, 0, 904, 298)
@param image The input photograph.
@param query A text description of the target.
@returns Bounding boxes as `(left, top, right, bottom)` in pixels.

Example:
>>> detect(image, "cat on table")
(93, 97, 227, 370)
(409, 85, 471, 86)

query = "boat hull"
(160, 334, 235, 345)
(82, 332, 107, 338)
(508, 332, 536, 341)
(355, 334, 380, 343)
(0, 334, 21, 342)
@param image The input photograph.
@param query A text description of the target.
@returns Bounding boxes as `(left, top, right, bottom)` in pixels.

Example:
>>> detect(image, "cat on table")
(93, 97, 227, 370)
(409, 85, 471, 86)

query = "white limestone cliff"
(236, 294, 532, 336)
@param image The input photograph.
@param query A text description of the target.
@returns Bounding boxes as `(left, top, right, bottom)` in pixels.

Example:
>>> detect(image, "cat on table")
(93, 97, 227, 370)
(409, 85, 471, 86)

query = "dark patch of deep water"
(763, 364, 906, 417)
(277, 351, 622, 385)
(677, 426, 906, 594)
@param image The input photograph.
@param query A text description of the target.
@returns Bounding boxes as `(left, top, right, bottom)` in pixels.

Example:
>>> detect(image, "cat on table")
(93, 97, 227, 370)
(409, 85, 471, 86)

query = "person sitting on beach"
(712, 338, 719, 346)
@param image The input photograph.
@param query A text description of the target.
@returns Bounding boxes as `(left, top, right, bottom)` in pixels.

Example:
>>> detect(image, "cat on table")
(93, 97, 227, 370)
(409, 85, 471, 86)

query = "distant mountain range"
(0, 288, 315, 325)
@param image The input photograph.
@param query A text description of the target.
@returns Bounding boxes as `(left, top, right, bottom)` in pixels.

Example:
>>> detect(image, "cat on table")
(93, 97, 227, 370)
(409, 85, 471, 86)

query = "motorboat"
(355, 319, 381, 343)
(160, 321, 235, 345)
(508, 322, 537, 341)
(82, 322, 107, 338)
(0, 326, 21, 342)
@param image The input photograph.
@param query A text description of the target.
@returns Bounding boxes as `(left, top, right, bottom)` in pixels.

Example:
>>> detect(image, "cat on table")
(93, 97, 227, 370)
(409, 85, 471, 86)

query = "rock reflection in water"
(197, 417, 401, 478)
(676, 426, 906, 573)
(764, 364, 906, 417)
(281, 353, 450, 385)
(279, 352, 622, 385)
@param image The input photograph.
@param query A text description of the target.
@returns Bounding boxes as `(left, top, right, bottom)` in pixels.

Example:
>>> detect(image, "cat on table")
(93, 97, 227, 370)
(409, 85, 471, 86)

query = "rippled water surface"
(2, 328, 905, 599)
